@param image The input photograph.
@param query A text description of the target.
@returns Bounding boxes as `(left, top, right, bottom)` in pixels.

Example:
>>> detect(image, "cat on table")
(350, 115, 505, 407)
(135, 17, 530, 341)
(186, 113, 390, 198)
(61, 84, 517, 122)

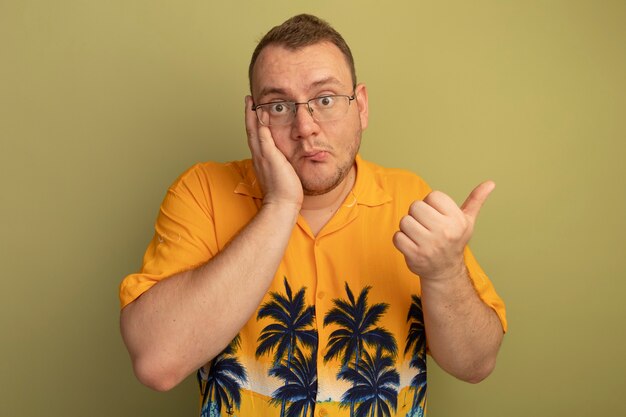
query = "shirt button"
(317, 291, 325, 300)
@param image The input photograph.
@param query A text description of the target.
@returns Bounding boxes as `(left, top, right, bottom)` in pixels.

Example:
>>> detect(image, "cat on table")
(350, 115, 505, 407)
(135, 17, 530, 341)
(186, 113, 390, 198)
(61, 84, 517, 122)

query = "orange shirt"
(120, 155, 506, 417)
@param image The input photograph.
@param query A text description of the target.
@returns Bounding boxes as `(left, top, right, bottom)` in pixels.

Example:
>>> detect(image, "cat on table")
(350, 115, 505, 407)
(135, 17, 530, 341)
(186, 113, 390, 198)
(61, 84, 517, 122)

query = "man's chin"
(301, 170, 351, 196)
(297, 158, 356, 197)
(303, 187, 335, 197)
(301, 177, 342, 196)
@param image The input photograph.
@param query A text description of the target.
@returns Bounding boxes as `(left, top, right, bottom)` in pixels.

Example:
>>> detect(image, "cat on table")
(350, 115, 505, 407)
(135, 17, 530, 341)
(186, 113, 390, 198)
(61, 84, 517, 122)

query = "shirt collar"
(351, 154, 392, 207)
(234, 159, 263, 199)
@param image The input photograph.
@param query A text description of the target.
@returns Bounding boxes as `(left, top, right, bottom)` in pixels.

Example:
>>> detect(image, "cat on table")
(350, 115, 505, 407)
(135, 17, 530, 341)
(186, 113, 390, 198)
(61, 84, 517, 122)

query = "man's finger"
(460, 180, 495, 221)
(244, 95, 260, 152)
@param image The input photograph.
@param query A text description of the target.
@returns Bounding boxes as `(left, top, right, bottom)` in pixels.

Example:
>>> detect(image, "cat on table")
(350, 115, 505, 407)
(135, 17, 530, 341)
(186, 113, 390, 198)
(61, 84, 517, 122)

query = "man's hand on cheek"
(245, 96, 303, 209)
(393, 181, 495, 283)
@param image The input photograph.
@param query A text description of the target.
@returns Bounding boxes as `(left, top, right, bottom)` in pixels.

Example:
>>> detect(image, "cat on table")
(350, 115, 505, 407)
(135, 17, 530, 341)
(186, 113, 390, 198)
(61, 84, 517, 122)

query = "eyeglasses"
(251, 94, 356, 126)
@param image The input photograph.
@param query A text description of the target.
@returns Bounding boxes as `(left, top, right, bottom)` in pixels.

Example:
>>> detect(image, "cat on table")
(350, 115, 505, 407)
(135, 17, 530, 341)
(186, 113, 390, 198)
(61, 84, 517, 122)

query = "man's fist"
(393, 181, 495, 281)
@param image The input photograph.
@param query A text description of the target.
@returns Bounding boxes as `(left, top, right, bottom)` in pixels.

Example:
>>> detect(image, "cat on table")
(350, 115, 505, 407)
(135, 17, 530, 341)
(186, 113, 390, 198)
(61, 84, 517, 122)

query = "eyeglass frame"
(250, 93, 356, 126)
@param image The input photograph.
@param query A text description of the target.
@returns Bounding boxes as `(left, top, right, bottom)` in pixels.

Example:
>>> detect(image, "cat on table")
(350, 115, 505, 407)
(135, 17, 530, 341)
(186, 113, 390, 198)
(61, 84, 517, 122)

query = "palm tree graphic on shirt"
(200, 278, 425, 417)
(338, 346, 400, 417)
(198, 335, 248, 417)
(269, 344, 318, 417)
(256, 277, 318, 417)
(323, 282, 399, 417)
(404, 294, 427, 417)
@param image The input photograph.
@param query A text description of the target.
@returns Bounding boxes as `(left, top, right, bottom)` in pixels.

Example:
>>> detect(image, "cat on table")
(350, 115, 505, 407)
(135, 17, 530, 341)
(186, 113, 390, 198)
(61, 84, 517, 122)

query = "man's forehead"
(251, 42, 352, 97)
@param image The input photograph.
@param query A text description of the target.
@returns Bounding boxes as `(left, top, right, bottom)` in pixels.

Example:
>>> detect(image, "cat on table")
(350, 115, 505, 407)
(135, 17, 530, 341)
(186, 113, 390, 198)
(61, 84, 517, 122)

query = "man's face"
(251, 42, 368, 196)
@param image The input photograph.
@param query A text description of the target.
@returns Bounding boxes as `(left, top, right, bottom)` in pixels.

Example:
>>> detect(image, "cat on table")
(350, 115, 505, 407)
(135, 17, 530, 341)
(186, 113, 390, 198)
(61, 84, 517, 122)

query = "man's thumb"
(461, 181, 496, 221)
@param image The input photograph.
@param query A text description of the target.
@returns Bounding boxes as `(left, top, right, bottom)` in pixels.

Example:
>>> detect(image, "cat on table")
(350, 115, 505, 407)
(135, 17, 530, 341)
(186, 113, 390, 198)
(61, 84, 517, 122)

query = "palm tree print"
(338, 347, 400, 417)
(269, 345, 318, 417)
(407, 356, 427, 417)
(404, 295, 427, 416)
(256, 277, 317, 417)
(198, 335, 248, 417)
(323, 282, 398, 417)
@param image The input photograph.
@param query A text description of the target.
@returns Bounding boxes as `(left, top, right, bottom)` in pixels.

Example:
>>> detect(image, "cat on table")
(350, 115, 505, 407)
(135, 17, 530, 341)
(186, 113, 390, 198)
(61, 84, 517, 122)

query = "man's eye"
(316, 96, 335, 107)
(269, 103, 288, 114)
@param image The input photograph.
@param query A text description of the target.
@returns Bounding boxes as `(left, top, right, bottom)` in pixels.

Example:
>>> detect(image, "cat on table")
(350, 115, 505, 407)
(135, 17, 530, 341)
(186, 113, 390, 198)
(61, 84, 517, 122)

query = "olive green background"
(1, 1, 625, 416)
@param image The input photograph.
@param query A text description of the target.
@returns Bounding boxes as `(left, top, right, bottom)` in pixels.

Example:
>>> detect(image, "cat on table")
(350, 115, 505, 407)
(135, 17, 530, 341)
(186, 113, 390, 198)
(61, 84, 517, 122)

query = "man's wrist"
(419, 262, 469, 293)
(260, 200, 301, 224)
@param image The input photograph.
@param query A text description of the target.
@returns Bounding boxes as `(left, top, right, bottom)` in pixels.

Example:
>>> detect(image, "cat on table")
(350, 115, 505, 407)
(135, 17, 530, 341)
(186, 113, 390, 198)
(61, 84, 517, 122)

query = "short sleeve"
(464, 246, 508, 332)
(118, 165, 218, 308)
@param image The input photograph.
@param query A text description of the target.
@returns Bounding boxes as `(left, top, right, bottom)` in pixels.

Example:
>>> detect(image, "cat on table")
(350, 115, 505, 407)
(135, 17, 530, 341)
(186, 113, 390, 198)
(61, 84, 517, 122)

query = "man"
(120, 14, 506, 417)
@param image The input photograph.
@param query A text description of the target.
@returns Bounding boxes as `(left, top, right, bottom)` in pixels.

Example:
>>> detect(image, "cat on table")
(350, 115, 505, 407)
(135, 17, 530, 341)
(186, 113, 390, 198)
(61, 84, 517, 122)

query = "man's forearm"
(420, 266, 504, 383)
(120, 202, 299, 391)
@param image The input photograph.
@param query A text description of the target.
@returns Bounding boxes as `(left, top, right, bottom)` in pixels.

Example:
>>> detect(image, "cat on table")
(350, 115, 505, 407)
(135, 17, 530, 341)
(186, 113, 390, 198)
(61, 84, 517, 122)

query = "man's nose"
(290, 103, 319, 138)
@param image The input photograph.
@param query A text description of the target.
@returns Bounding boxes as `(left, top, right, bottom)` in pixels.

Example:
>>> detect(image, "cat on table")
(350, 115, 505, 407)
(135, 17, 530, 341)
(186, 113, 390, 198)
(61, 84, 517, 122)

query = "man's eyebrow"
(257, 77, 347, 102)
(257, 87, 289, 100)
(309, 76, 344, 89)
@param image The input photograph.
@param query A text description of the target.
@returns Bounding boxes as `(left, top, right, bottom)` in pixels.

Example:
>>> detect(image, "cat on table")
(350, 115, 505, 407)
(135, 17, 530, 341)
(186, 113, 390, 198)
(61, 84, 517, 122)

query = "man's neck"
(299, 165, 357, 236)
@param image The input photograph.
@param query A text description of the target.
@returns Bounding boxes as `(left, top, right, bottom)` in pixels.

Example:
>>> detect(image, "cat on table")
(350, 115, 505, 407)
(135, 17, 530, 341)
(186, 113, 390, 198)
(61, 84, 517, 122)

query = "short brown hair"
(248, 14, 356, 91)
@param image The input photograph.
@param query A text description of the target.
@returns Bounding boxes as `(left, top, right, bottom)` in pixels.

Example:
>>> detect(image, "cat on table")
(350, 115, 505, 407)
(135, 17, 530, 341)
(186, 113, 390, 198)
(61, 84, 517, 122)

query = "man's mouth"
(302, 150, 329, 162)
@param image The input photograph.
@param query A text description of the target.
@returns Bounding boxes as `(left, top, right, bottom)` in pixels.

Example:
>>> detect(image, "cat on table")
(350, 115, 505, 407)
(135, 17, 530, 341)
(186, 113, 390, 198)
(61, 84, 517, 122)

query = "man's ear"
(355, 83, 369, 130)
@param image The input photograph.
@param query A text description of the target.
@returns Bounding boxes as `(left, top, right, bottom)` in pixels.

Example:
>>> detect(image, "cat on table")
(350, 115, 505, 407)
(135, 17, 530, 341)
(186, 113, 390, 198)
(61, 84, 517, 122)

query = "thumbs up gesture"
(393, 181, 495, 282)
